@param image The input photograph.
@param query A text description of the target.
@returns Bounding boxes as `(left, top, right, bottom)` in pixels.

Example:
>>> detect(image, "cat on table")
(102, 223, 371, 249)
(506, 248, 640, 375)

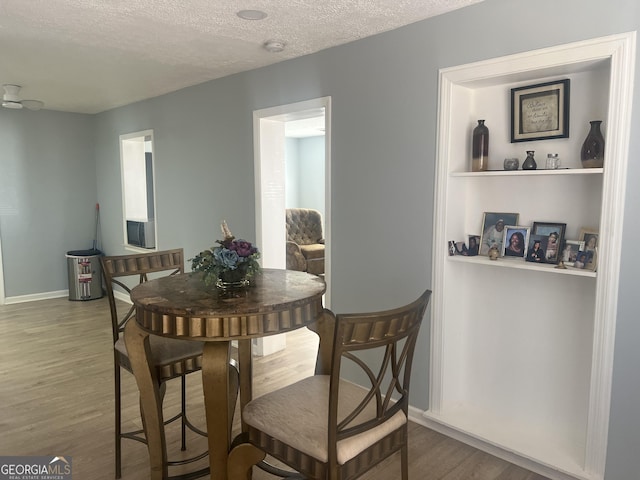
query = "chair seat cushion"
(299, 243, 324, 260)
(243, 375, 406, 464)
(115, 334, 204, 370)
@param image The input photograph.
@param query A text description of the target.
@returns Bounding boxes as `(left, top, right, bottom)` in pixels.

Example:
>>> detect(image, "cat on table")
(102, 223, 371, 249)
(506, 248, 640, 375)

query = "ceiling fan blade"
(21, 100, 44, 111)
(2, 100, 23, 109)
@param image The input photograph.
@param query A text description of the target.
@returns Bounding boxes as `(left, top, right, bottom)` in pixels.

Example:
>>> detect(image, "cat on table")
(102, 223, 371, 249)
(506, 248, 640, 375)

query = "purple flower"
(232, 239, 256, 257)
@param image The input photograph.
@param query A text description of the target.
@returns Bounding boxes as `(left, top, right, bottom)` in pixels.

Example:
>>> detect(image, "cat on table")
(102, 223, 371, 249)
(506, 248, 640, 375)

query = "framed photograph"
(526, 234, 548, 263)
(467, 235, 480, 256)
(502, 226, 530, 258)
(573, 250, 594, 269)
(560, 240, 585, 267)
(479, 212, 519, 256)
(532, 222, 566, 264)
(454, 241, 468, 255)
(579, 229, 599, 270)
(511, 79, 570, 142)
(448, 240, 456, 256)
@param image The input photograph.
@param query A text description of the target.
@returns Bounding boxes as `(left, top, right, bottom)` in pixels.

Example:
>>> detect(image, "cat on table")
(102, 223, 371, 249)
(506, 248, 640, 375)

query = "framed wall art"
(511, 79, 570, 142)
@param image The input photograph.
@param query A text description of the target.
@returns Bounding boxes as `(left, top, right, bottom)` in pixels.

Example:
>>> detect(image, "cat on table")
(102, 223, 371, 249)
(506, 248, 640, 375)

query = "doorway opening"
(253, 97, 331, 355)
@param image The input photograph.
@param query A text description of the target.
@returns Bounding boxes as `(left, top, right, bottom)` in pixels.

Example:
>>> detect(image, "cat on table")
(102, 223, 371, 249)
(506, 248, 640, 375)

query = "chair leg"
(115, 363, 122, 479)
(228, 362, 239, 431)
(181, 375, 187, 451)
(401, 444, 408, 480)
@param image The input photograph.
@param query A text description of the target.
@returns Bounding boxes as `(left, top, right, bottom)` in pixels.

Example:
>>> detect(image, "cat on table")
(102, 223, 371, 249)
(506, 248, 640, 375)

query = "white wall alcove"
(423, 32, 636, 480)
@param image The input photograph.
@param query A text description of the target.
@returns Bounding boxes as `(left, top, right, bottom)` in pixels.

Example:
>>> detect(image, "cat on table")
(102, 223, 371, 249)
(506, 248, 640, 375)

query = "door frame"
(0, 229, 4, 305)
(253, 96, 332, 305)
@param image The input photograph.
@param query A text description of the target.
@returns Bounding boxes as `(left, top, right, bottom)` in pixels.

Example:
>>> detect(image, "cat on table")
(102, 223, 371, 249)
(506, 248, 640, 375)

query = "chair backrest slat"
(328, 289, 431, 451)
(100, 248, 184, 343)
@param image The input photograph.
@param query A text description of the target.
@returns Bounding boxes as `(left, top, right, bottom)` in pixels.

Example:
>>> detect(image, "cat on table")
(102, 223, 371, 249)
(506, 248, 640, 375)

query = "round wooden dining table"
(125, 268, 326, 480)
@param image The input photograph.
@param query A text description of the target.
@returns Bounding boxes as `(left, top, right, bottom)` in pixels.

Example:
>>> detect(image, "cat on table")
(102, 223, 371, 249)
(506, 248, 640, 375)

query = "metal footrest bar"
(121, 430, 146, 444)
(257, 458, 305, 479)
(121, 410, 183, 445)
(166, 466, 210, 480)
(183, 416, 207, 437)
(167, 449, 209, 466)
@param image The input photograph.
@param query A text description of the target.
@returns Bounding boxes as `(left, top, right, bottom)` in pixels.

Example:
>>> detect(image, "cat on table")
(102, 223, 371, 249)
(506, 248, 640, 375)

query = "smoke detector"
(263, 40, 285, 53)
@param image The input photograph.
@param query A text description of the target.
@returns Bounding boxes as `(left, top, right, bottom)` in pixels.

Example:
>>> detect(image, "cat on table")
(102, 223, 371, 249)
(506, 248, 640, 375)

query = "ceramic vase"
(581, 120, 605, 168)
(522, 151, 537, 170)
(471, 120, 489, 172)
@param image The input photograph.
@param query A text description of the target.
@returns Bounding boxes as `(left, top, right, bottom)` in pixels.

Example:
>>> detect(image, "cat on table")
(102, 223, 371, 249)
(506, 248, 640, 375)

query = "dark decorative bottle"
(522, 151, 537, 170)
(471, 120, 489, 171)
(581, 120, 605, 168)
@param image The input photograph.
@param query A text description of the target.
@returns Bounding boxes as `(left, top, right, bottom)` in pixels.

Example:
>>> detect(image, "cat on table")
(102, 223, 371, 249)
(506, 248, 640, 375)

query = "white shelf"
(450, 168, 603, 177)
(449, 255, 597, 277)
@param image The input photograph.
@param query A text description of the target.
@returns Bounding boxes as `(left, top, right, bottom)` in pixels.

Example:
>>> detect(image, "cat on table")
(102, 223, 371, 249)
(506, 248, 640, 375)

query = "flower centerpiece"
(190, 221, 261, 289)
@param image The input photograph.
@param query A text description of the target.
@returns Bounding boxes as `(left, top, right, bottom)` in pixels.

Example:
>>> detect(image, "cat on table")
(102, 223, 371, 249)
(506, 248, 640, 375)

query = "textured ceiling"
(0, 0, 483, 114)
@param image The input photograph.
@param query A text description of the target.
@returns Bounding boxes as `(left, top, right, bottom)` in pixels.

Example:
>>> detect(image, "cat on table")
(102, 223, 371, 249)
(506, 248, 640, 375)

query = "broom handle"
(93, 203, 100, 251)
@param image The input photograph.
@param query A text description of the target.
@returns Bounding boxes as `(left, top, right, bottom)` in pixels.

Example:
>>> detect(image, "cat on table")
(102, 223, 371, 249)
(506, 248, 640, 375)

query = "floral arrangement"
(191, 221, 261, 286)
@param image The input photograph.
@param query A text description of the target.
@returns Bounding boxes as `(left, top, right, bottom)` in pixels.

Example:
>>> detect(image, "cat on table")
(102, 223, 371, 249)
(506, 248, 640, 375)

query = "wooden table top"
(130, 268, 326, 341)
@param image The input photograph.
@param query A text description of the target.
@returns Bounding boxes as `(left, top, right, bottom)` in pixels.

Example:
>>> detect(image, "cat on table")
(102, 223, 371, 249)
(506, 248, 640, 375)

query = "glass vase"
(471, 120, 489, 172)
(581, 120, 605, 168)
(216, 268, 249, 290)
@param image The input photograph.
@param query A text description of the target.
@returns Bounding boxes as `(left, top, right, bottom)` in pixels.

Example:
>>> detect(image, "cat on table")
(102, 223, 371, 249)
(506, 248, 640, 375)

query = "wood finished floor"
(0, 297, 550, 480)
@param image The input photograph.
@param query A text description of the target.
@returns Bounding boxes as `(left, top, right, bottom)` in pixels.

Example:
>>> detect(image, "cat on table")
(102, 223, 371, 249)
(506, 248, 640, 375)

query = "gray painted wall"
(0, 109, 96, 298)
(285, 136, 326, 221)
(1, 0, 639, 478)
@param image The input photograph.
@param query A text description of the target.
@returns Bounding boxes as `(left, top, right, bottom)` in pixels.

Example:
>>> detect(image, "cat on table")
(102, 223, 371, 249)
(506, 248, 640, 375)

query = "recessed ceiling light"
(237, 10, 267, 20)
(263, 40, 285, 53)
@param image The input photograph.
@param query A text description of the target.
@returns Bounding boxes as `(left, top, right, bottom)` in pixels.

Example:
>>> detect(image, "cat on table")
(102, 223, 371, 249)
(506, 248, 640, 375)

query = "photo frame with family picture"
(560, 240, 584, 267)
(532, 222, 566, 264)
(573, 250, 594, 269)
(526, 234, 548, 263)
(579, 228, 599, 270)
(502, 226, 530, 258)
(479, 212, 519, 256)
(467, 235, 480, 256)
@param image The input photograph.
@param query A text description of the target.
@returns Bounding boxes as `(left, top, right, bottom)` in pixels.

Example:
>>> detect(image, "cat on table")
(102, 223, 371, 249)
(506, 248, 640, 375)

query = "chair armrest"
(286, 241, 307, 271)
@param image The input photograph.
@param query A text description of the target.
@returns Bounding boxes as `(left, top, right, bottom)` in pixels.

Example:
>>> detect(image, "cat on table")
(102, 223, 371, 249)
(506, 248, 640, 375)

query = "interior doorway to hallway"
(253, 97, 331, 355)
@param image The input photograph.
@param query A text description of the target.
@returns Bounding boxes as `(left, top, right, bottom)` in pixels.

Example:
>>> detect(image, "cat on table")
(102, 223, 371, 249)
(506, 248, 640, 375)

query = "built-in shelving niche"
(424, 33, 636, 480)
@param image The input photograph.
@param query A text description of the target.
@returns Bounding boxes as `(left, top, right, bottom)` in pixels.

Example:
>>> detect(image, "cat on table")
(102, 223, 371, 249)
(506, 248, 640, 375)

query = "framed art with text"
(511, 79, 570, 142)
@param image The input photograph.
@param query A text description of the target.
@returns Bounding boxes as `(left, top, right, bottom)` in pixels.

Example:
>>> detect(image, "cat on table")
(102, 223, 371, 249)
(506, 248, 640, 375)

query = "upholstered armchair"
(286, 208, 325, 275)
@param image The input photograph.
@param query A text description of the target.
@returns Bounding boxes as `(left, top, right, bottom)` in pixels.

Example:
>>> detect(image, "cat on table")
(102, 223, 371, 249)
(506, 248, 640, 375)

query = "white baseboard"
(3, 290, 69, 305)
(410, 409, 595, 480)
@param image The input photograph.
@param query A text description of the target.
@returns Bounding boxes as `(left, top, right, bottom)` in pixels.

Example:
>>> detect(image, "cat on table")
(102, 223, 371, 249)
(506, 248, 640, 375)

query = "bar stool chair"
(101, 248, 239, 479)
(228, 289, 431, 480)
